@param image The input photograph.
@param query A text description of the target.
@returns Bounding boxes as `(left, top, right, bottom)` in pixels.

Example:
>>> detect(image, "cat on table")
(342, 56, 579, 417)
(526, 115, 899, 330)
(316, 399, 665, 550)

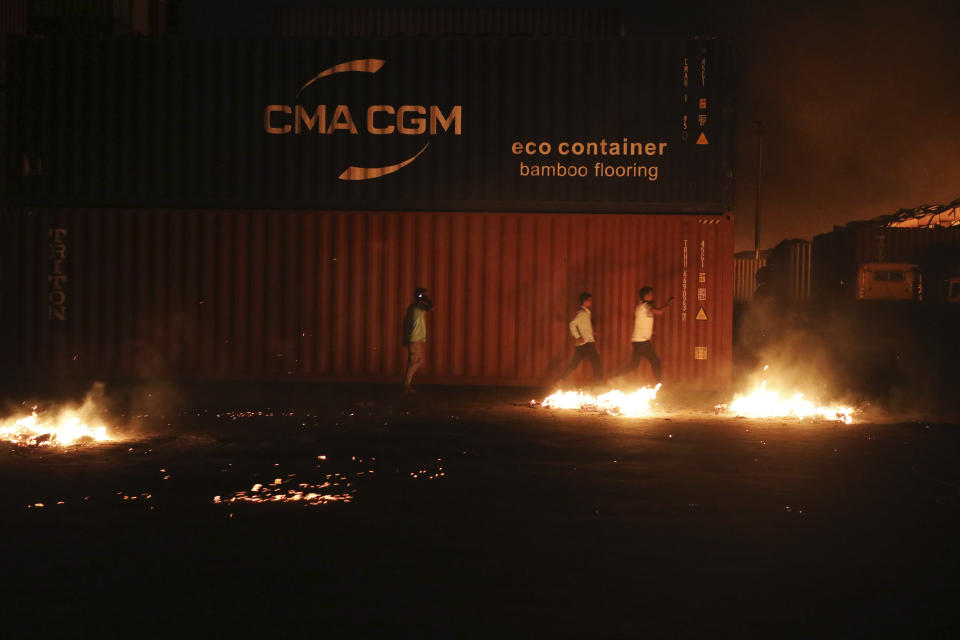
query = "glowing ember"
(718, 380, 854, 424)
(0, 385, 115, 447)
(214, 473, 354, 506)
(540, 384, 661, 417)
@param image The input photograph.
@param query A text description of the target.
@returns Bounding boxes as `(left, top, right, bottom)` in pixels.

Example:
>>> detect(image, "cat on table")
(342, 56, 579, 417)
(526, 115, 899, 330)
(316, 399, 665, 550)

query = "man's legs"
(617, 342, 644, 376)
(403, 342, 424, 390)
(583, 342, 603, 382)
(559, 346, 585, 382)
(637, 341, 662, 383)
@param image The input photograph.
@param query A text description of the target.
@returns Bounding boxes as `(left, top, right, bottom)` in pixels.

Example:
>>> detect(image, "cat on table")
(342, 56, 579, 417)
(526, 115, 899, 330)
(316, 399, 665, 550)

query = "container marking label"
(681, 239, 688, 322)
(264, 58, 462, 181)
(48, 228, 68, 321)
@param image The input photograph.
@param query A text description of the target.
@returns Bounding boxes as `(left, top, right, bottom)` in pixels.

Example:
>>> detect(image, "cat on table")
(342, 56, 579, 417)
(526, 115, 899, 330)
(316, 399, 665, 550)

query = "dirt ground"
(2, 381, 959, 637)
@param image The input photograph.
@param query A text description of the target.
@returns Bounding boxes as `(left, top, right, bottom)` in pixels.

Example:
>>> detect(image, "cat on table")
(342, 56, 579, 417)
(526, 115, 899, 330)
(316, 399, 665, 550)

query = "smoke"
(736, 1, 960, 249)
(1, 379, 191, 440)
(1, 381, 108, 421)
(74, 381, 111, 425)
(735, 296, 951, 419)
(734, 298, 850, 406)
(113, 380, 187, 438)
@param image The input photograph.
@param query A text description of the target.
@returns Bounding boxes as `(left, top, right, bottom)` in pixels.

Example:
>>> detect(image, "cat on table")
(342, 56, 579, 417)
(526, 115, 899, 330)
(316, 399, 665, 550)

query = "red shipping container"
(1, 209, 734, 389)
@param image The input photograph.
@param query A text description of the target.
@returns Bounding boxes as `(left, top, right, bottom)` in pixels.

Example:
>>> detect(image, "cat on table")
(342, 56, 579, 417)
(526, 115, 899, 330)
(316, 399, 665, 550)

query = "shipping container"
(277, 7, 624, 38)
(814, 223, 960, 300)
(0, 208, 734, 389)
(733, 250, 766, 301)
(28, 0, 121, 36)
(0, 0, 26, 35)
(26, 0, 166, 37)
(5, 36, 735, 212)
(0, 0, 24, 201)
(0, 1, 27, 147)
(851, 226, 960, 266)
(748, 240, 811, 300)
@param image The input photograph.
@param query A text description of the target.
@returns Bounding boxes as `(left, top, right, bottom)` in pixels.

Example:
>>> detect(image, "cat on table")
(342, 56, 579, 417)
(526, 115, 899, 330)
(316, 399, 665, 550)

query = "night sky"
(653, 0, 960, 251)
(183, 1, 960, 251)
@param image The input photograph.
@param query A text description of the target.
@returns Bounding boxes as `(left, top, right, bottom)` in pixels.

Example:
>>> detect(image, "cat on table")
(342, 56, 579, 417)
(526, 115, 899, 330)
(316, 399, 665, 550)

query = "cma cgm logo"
(263, 58, 462, 181)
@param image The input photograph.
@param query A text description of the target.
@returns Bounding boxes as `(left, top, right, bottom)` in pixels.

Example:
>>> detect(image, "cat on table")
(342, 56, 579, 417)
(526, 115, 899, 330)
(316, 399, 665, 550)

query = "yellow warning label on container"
(695, 307, 708, 321)
(696, 132, 709, 145)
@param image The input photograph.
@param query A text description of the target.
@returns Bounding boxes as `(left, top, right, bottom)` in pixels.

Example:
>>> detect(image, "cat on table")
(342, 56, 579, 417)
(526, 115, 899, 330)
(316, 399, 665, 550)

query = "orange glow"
(717, 369, 854, 424)
(214, 474, 354, 507)
(1, 386, 115, 446)
(539, 384, 661, 417)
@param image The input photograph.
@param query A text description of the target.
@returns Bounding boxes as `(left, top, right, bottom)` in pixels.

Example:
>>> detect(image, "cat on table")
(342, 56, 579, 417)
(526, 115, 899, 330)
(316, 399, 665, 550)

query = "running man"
(559, 292, 603, 385)
(617, 286, 672, 384)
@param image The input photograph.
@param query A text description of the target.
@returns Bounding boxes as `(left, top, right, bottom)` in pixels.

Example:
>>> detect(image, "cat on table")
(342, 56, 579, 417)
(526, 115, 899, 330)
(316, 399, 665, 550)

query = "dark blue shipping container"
(5, 36, 735, 212)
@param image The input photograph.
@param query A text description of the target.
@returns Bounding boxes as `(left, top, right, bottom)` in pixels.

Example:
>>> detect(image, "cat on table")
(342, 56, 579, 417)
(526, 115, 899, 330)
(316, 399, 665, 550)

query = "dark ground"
(2, 380, 960, 638)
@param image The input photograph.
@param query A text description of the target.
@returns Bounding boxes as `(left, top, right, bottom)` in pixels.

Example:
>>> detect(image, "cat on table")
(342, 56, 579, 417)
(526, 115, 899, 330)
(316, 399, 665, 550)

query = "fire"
(0, 384, 115, 447)
(540, 384, 661, 417)
(718, 378, 854, 424)
(0, 410, 111, 446)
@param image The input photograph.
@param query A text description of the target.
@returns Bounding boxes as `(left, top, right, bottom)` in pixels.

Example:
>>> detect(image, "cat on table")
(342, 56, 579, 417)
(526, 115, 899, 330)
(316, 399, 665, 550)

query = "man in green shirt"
(402, 287, 433, 392)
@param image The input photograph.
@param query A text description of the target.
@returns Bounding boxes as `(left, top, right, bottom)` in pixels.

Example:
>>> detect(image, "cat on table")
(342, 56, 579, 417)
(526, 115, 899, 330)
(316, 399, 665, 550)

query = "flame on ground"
(718, 380, 854, 424)
(0, 384, 115, 447)
(539, 384, 661, 417)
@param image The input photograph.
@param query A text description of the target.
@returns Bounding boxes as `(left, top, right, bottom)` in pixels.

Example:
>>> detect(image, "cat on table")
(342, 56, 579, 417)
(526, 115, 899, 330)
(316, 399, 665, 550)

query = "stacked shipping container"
(5, 37, 734, 211)
(276, 7, 625, 38)
(2, 31, 736, 388)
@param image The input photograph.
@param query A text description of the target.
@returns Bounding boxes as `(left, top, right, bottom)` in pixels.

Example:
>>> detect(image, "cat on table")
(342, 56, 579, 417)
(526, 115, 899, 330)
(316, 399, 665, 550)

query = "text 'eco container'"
(6, 36, 734, 212)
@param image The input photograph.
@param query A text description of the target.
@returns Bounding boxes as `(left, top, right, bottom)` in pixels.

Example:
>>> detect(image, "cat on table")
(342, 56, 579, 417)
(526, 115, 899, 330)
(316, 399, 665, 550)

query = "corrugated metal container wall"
(812, 227, 855, 298)
(6, 36, 735, 213)
(0, 0, 27, 129)
(1, 209, 734, 389)
(0, 0, 25, 199)
(0, 0, 26, 35)
(787, 241, 811, 299)
(277, 7, 624, 37)
(854, 226, 960, 264)
(733, 256, 765, 301)
(759, 239, 811, 300)
(26, 0, 168, 37)
(814, 224, 960, 299)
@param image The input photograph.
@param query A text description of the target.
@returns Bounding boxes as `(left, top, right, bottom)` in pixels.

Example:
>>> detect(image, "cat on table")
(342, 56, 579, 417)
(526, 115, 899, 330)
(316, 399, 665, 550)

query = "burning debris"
(0, 384, 116, 447)
(214, 473, 354, 507)
(716, 369, 855, 424)
(0, 410, 110, 446)
(536, 385, 661, 417)
(409, 458, 446, 480)
(533, 368, 853, 424)
(215, 409, 298, 420)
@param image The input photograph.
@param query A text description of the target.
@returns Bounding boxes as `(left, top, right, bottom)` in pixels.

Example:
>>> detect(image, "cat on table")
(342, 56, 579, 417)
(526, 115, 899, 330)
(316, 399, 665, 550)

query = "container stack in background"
(1, 7, 737, 390)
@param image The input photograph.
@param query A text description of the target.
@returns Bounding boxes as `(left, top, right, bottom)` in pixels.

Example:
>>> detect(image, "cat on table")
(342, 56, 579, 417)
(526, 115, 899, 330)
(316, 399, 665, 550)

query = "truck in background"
(856, 263, 922, 301)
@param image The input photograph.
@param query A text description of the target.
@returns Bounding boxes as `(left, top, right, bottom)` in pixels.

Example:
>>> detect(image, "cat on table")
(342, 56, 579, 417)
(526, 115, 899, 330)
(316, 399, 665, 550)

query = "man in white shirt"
(402, 287, 433, 392)
(559, 292, 603, 385)
(617, 286, 672, 384)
